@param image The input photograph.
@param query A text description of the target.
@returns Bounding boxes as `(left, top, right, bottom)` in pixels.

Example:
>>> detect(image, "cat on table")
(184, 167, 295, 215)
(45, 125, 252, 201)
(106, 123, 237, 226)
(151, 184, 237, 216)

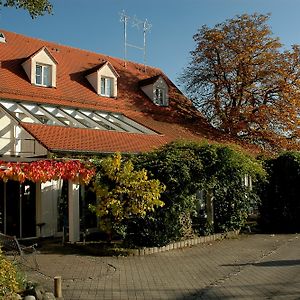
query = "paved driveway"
(24, 234, 300, 299)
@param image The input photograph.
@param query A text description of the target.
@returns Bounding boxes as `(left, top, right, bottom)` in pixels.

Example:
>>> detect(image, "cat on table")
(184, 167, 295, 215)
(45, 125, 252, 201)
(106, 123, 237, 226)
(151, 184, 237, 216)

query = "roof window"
(139, 75, 169, 106)
(0, 32, 6, 43)
(86, 61, 119, 98)
(22, 47, 57, 88)
(35, 64, 52, 87)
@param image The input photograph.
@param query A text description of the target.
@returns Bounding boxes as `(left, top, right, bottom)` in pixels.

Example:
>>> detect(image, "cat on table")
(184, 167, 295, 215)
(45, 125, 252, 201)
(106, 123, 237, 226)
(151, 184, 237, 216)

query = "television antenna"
(120, 10, 152, 70)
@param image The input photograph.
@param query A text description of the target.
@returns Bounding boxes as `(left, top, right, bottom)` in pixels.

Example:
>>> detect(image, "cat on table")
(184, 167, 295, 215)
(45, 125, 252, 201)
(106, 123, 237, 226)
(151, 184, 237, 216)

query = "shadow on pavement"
(222, 259, 300, 267)
(35, 237, 130, 256)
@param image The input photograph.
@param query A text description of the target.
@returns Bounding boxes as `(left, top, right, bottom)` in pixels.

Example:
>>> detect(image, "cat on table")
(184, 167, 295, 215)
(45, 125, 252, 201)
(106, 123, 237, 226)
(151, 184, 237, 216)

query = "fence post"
(54, 276, 62, 298)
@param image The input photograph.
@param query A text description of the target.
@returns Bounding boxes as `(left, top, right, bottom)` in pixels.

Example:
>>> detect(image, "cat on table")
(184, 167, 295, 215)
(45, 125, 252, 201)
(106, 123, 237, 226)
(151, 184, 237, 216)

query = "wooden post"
(54, 276, 62, 298)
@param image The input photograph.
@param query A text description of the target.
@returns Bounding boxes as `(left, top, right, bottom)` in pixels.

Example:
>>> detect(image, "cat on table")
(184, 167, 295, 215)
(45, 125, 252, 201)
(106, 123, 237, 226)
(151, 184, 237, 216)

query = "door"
(0, 180, 36, 238)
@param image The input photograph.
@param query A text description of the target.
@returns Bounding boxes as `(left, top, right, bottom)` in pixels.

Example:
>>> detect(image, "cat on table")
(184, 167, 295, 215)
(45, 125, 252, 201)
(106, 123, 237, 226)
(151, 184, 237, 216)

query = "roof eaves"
(50, 148, 141, 155)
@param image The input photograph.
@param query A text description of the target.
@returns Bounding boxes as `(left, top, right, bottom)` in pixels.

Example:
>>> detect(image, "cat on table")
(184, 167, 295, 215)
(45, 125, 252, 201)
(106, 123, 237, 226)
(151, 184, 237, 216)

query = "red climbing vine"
(0, 160, 95, 184)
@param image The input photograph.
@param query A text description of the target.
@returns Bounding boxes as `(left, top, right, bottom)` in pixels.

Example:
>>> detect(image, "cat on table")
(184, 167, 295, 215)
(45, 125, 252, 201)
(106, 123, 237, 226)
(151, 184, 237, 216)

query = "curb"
(128, 230, 240, 256)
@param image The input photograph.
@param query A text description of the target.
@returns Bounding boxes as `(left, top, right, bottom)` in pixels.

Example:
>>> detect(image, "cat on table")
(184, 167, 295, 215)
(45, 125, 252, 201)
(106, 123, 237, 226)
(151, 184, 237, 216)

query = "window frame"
(35, 63, 52, 87)
(100, 76, 114, 97)
(154, 87, 166, 106)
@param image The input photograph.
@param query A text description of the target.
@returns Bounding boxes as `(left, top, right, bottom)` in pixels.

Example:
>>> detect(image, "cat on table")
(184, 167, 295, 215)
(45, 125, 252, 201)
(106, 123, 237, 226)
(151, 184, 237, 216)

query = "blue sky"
(1, 0, 300, 84)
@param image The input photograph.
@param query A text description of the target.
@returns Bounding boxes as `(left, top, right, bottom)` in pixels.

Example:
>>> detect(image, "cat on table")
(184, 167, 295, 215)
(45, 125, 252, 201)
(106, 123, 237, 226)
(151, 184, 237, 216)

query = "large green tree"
(181, 13, 300, 151)
(0, 0, 52, 18)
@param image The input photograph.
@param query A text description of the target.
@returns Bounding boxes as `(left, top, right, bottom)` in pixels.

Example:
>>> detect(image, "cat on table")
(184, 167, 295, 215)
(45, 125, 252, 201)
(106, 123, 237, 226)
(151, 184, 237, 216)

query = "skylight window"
(0, 100, 157, 135)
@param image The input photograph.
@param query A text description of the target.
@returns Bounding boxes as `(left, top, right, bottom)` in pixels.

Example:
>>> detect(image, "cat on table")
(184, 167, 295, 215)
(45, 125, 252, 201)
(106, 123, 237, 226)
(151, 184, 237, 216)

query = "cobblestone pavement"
(23, 234, 300, 299)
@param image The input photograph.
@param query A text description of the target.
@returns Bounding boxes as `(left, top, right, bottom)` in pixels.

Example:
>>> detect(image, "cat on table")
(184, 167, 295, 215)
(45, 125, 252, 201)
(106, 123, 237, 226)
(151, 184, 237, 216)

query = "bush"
(128, 141, 265, 246)
(259, 152, 300, 232)
(200, 145, 265, 232)
(128, 142, 204, 246)
(89, 153, 165, 240)
(0, 249, 25, 298)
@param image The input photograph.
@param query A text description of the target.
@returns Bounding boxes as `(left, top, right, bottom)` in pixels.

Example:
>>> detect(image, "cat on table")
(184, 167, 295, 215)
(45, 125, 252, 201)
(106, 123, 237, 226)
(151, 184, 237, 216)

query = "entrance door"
(0, 180, 36, 238)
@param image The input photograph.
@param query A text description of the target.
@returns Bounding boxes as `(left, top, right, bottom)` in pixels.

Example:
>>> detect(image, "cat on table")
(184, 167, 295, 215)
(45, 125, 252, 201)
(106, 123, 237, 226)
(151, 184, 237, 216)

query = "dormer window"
(0, 32, 6, 43)
(86, 61, 119, 98)
(139, 75, 169, 107)
(36, 64, 51, 87)
(22, 47, 57, 88)
(154, 87, 166, 106)
(101, 77, 114, 97)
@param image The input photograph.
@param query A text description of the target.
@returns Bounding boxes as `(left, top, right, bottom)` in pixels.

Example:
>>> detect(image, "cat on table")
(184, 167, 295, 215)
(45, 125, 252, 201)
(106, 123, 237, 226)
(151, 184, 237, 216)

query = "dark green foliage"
(128, 142, 204, 246)
(127, 141, 265, 246)
(259, 152, 300, 232)
(204, 146, 264, 232)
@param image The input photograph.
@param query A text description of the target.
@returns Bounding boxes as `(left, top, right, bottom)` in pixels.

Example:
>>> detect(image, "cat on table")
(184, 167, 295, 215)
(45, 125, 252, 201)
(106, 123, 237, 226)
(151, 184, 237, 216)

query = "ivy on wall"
(0, 160, 95, 184)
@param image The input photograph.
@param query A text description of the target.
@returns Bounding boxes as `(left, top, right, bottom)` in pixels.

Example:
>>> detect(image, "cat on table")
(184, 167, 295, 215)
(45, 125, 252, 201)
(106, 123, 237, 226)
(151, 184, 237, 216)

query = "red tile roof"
(0, 29, 224, 154)
(21, 123, 170, 153)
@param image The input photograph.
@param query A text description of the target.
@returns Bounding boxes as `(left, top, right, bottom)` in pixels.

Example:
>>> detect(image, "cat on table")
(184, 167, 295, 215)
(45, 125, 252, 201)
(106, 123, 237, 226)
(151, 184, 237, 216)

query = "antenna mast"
(120, 10, 152, 70)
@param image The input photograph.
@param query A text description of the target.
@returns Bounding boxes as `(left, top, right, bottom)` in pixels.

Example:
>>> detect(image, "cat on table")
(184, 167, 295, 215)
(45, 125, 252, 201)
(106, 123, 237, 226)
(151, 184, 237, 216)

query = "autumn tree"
(181, 13, 300, 151)
(0, 0, 52, 18)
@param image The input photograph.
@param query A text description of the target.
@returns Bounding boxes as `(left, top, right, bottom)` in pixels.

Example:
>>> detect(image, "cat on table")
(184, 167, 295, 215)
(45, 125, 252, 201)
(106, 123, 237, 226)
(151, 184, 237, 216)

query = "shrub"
(89, 153, 165, 239)
(129, 141, 265, 246)
(0, 249, 24, 298)
(199, 145, 265, 232)
(259, 152, 300, 232)
(129, 142, 204, 246)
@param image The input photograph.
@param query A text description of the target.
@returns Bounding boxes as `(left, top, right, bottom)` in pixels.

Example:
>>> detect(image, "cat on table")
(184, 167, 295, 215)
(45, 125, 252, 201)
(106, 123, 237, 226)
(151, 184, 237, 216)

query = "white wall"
(0, 108, 47, 157)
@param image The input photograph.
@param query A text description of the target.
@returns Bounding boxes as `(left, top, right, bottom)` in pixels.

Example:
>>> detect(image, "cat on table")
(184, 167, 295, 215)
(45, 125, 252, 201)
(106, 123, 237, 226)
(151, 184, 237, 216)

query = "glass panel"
(36, 115, 52, 125)
(57, 180, 68, 233)
(107, 78, 112, 96)
(101, 77, 113, 96)
(21, 181, 36, 238)
(5, 181, 20, 237)
(36, 65, 42, 85)
(101, 78, 106, 95)
(43, 65, 51, 86)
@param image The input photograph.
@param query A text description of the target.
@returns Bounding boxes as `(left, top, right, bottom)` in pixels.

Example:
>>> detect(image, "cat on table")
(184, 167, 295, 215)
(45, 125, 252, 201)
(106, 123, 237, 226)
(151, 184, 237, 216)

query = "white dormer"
(22, 47, 57, 87)
(139, 75, 169, 106)
(0, 32, 6, 43)
(86, 61, 119, 98)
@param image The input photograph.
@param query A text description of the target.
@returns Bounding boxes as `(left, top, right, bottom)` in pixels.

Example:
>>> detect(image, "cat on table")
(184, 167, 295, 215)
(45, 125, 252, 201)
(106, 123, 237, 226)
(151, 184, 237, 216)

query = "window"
(0, 32, 6, 43)
(36, 64, 51, 87)
(154, 87, 166, 105)
(100, 77, 113, 97)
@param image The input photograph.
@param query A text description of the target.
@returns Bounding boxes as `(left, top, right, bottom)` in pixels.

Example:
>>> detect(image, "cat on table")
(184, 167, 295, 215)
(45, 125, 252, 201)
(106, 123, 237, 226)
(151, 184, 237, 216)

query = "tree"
(0, 0, 52, 18)
(89, 153, 165, 239)
(181, 13, 300, 151)
(259, 152, 300, 232)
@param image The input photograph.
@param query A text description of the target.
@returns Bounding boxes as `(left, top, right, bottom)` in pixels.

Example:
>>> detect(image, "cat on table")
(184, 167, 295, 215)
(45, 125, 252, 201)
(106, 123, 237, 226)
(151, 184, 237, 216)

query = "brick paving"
(23, 234, 300, 299)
